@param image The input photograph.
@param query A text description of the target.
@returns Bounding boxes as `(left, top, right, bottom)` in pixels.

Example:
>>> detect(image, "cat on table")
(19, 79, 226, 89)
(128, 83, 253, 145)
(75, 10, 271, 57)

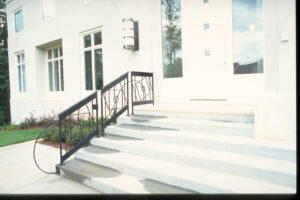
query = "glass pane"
(53, 48, 58, 58)
(203, 23, 210, 30)
(232, 0, 263, 74)
(204, 49, 211, 56)
(21, 53, 25, 63)
(54, 61, 59, 91)
(22, 65, 26, 92)
(59, 47, 63, 57)
(161, 0, 183, 78)
(18, 65, 22, 92)
(17, 55, 20, 64)
(48, 62, 53, 91)
(48, 50, 52, 59)
(14, 9, 24, 32)
(42, 0, 55, 20)
(84, 51, 93, 90)
(84, 35, 91, 48)
(94, 32, 102, 45)
(60, 60, 64, 91)
(94, 49, 103, 90)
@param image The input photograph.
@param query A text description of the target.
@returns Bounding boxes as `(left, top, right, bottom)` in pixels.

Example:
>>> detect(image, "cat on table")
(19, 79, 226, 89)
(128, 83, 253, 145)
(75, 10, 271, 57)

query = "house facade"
(6, 0, 296, 141)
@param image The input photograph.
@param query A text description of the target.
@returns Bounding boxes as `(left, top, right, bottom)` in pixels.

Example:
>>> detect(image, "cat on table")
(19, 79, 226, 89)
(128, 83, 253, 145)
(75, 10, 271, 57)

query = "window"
(16, 52, 26, 92)
(82, 30, 103, 90)
(204, 49, 211, 56)
(47, 47, 64, 91)
(41, 0, 55, 20)
(203, 23, 210, 30)
(161, 0, 183, 78)
(232, 0, 264, 74)
(80, 0, 95, 5)
(14, 9, 24, 33)
(203, 0, 209, 3)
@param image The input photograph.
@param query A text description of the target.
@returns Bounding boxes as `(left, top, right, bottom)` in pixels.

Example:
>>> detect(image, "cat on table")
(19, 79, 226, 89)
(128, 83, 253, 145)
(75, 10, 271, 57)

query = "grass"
(0, 129, 42, 147)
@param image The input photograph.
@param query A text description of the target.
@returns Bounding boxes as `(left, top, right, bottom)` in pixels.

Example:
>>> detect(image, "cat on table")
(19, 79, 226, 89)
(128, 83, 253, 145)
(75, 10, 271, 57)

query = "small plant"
(0, 123, 17, 131)
(19, 111, 38, 129)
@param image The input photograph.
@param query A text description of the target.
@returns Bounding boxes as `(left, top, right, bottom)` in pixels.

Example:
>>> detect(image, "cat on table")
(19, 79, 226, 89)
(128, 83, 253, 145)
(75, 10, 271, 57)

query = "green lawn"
(0, 129, 42, 147)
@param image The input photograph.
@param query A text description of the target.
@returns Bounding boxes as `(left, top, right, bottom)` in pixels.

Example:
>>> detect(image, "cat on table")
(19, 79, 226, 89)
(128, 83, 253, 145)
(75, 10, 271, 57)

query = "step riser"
(76, 150, 294, 193)
(134, 111, 254, 124)
(60, 168, 129, 194)
(91, 139, 295, 188)
(105, 126, 296, 162)
(75, 151, 230, 193)
(117, 117, 253, 138)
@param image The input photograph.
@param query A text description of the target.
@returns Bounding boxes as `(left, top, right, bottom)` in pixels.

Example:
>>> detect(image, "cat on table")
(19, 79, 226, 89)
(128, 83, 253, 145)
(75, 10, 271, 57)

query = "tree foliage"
(0, 0, 10, 125)
(161, 0, 183, 78)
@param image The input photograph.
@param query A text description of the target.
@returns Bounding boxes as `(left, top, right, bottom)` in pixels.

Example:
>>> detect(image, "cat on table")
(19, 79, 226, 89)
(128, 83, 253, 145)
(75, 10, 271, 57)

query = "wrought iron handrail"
(100, 72, 129, 134)
(100, 71, 154, 133)
(58, 91, 99, 168)
(54, 71, 153, 173)
(33, 119, 59, 174)
(131, 71, 154, 114)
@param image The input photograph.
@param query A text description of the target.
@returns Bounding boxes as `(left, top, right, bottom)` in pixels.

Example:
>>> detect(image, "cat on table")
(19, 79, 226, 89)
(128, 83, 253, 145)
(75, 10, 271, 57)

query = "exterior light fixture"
(122, 18, 139, 51)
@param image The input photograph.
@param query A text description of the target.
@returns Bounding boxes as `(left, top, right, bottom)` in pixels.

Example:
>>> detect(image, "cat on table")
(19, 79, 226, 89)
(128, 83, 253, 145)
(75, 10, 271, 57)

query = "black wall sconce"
(122, 18, 139, 51)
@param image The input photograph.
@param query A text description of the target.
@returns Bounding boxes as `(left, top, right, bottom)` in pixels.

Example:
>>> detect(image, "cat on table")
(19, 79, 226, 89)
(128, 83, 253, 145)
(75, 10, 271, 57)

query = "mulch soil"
(38, 139, 74, 150)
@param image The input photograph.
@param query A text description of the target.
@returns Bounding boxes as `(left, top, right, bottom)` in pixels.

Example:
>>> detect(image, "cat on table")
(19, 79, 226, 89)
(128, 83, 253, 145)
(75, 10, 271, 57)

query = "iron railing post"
(131, 72, 134, 115)
(152, 74, 154, 105)
(96, 93, 99, 138)
(127, 73, 129, 116)
(101, 90, 104, 137)
(58, 119, 62, 165)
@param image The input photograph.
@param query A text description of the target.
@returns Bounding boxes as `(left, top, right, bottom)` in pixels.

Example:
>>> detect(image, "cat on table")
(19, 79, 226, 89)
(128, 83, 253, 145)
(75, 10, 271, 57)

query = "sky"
(232, 0, 264, 65)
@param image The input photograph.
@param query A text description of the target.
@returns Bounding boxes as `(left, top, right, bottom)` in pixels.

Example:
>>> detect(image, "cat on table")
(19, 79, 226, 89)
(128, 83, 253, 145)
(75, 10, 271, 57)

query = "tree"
(0, 0, 10, 125)
(161, 0, 182, 78)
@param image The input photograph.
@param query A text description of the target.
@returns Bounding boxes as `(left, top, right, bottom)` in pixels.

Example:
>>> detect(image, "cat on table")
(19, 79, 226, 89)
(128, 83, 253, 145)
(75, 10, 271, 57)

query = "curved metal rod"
(33, 120, 59, 175)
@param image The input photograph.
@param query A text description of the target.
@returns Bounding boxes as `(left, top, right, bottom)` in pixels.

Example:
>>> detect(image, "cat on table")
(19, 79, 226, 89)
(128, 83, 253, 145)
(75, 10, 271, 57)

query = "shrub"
(0, 123, 17, 131)
(19, 111, 38, 129)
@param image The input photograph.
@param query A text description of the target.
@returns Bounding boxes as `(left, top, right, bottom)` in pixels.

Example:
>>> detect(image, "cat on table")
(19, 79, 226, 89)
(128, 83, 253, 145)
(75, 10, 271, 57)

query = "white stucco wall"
(254, 0, 296, 142)
(6, 0, 160, 123)
(6, 0, 296, 132)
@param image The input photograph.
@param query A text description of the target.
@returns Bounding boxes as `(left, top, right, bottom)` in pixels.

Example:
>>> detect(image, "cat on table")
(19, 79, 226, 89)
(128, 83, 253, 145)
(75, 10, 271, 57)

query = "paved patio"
(0, 140, 100, 194)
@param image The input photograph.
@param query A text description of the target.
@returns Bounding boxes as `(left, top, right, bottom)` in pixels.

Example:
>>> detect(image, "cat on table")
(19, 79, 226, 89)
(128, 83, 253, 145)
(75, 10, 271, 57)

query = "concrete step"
(75, 146, 295, 194)
(90, 135, 296, 188)
(134, 110, 254, 124)
(134, 103, 254, 116)
(59, 158, 194, 194)
(117, 115, 254, 137)
(105, 124, 296, 162)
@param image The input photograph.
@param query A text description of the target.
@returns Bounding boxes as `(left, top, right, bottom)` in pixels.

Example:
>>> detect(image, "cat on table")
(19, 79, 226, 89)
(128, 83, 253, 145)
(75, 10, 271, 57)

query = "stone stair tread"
(75, 146, 295, 193)
(91, 136, 296, 176)
(106, 124, 296, 151)
(134, 110, 254, 123)
(60, 158, 194, 194)
(127, 114, 254, 128)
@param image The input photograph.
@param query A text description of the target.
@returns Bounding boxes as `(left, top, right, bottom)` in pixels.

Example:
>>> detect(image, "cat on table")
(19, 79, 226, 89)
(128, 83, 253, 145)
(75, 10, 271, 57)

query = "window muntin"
(161, 0, 183, 78)
(16, 52, 26, 92)
(82, 30, 103, 90)
(47, 47, 64, 91)
(232, 0, 264, 74)
(41, 0, 55, 21)
(14, 9, 24, 33)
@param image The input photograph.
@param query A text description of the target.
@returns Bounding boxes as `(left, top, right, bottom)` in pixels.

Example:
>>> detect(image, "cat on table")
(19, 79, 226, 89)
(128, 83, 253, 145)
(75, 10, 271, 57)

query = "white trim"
(80, 26, 104, 97)
(13, 7, 24, 34)
(14, 51, 26, 95)
(45, 45, 64, 99)
(40, 0, 55, 22)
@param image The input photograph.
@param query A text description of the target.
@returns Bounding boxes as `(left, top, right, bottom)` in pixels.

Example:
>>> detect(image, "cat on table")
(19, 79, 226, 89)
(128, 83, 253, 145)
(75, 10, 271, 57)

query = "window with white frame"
(14, 9, 24, 33)
(47, 47, 64, 91)
(41, 0, 55, 20)
(82, 30, 103, 90)
(16, 52, 26, 92)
